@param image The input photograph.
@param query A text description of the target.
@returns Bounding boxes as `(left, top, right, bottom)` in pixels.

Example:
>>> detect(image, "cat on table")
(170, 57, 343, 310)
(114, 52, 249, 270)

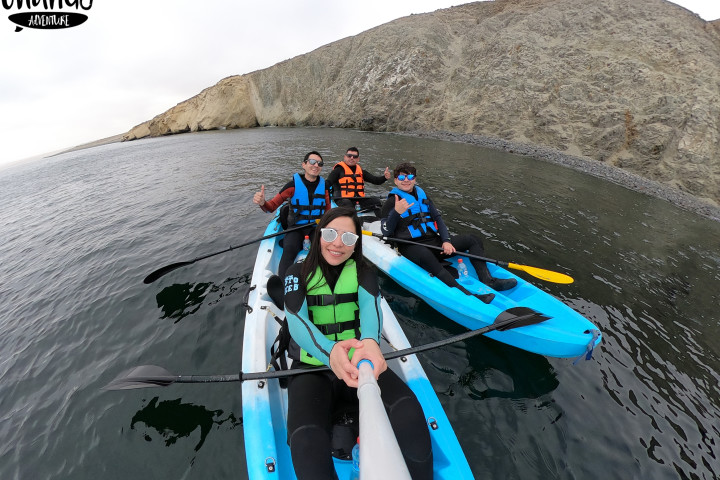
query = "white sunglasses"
(320, 228, 359, 246)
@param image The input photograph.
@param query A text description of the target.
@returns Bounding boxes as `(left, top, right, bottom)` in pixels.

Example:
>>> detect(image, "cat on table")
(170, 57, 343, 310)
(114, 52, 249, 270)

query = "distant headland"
(117, 0, 720, 220)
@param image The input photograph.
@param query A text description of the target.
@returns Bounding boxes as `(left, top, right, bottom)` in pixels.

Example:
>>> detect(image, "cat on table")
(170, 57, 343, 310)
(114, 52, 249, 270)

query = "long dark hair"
(301, 206, 364, 288)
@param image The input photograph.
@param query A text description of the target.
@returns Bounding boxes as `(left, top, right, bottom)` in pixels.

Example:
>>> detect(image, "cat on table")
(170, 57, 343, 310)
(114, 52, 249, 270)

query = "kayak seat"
(360, 214, 381, 224)
(279, 204, 290, 229)
(267, 274, 285, 309)
(443, 263, 459, 279)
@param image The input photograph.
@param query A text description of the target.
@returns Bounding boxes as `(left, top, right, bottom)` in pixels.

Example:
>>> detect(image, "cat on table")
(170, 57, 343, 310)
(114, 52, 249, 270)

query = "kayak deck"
(361, 219, 601, 358)
(241, 216, 474, 479)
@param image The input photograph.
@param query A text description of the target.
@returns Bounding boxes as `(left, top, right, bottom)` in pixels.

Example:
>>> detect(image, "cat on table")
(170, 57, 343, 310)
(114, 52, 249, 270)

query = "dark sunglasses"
(320, 228, 359, 246)
(396, 174, 416, 181)
(345, 153, 359, 159)
(305, 159, 324, 166)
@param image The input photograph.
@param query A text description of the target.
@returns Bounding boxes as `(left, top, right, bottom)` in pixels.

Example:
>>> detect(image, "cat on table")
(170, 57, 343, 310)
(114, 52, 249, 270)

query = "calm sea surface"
(1, 128, 718, 480)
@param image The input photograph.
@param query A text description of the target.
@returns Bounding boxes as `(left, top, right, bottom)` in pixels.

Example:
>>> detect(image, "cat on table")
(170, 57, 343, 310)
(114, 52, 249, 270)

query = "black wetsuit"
(326, 164, 388, 210)
(381, 189, 499, 298)
(283, 260, 433, 480)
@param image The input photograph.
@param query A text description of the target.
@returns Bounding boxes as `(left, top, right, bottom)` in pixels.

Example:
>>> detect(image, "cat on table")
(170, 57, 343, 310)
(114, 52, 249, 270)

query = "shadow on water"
(457, 342, 559, 402)
(130, 397, 241, 453)
(156, 283, 211, 322)
(155, 273, 252, 322)
(379, 274, 559, 402)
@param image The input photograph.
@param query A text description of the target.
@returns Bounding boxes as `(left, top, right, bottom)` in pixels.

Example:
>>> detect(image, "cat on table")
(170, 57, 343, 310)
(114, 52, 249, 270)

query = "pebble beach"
(409, 130, 720, 223)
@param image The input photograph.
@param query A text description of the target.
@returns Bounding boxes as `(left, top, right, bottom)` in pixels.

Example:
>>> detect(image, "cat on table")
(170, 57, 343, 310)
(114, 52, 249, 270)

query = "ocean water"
(0, 127, 718, 479)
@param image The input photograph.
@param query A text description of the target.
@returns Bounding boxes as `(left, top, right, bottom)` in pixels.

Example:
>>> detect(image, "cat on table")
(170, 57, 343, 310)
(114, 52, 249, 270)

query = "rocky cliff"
(123, 0, 720, 208)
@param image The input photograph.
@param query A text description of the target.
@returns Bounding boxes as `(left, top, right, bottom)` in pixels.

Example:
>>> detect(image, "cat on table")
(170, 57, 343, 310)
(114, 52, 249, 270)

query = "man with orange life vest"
(326, 147, 391, 211)
(253, 151, 331, 278)
(380, 162, 517, 303)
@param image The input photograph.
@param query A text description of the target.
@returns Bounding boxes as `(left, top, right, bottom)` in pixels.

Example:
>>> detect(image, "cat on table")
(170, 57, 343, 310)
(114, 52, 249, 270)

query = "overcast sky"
(1, 0, 717, 169)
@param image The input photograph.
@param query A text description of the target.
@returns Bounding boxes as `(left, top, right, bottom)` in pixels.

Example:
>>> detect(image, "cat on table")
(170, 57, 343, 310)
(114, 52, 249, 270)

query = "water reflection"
(156, 283, 211, 322)
(155, 273, 251, 322)
(130, 397, 241, 452)
(208, 272, 252, 305)
(459, 343, 558, 401)
(379, 270, 559, 401)
(567, 294, 720, 478)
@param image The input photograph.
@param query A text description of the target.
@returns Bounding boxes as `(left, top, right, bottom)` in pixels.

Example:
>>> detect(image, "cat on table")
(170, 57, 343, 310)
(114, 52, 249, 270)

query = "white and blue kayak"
(361, 219, 601, 359)
(241, 214, 475, 479)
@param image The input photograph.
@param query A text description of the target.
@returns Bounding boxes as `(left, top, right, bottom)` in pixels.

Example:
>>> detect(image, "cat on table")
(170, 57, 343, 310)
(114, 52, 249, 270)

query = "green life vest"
(300, 259, 361, 365)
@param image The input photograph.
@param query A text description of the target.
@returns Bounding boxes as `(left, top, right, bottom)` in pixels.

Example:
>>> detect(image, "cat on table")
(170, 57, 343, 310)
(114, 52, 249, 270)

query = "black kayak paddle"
(143, 222, 315, 284)
(362, 231, 574, 284)
(103, 307, 550, 390)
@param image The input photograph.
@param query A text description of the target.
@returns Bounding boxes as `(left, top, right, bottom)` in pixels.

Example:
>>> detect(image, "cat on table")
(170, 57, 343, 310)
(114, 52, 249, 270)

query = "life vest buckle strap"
(307, 294, 336, 307)
(318, 318, 360, 335)
(306, 292, 358, 306)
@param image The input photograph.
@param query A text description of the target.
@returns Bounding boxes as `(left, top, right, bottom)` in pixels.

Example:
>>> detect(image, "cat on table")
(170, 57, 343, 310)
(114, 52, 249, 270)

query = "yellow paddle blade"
(507, 263, 574, 284)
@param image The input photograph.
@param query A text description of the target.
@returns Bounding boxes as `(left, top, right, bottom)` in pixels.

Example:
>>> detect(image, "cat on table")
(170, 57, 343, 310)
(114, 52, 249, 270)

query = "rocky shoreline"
(403, 130, 720, 223)
(51, 134, 125, 157)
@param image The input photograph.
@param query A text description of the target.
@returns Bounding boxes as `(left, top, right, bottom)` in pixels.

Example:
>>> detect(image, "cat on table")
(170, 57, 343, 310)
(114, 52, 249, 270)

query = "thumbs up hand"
(253, 185, 266, 206)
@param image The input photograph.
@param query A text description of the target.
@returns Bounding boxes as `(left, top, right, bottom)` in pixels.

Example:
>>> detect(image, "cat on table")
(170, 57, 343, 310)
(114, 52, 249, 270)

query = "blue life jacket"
(289, 173, 326, 226)
(389, 186, 438, 239)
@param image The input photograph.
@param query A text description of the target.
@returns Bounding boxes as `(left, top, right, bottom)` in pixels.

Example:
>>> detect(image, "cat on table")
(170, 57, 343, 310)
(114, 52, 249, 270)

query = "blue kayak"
(241, 214, 475, 479)
(361, 219, 601, 358)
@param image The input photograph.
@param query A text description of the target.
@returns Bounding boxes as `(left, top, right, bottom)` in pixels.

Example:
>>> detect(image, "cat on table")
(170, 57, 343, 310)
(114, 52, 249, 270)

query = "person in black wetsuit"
(380, 162, 517, 303)
(283, 207, 433, 480)
(253, 151, 331, 278)
(325, 147, 391, 211)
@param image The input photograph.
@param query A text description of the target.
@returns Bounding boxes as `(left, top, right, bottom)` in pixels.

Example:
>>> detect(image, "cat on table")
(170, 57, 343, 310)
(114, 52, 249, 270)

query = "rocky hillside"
(123, 0, 720, 208)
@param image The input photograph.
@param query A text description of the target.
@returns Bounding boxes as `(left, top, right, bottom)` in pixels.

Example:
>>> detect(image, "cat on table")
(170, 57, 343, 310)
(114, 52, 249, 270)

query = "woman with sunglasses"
(253, 151, 331, 278)
(380, 162, 517, 302)
(283, 206, 432, 480)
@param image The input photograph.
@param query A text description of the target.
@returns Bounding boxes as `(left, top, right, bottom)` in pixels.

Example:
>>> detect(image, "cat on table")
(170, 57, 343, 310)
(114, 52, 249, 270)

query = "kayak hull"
(362, 220, 601, 358)
(241, 215, 475, 479)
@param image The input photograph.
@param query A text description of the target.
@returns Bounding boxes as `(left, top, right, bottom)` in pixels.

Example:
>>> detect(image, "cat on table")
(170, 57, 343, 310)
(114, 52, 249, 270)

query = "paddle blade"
(493, 307, 551, 331)
(507, 262, 574, 284)
(143, 261, 194, 284)
(102, 365, 178, 390)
